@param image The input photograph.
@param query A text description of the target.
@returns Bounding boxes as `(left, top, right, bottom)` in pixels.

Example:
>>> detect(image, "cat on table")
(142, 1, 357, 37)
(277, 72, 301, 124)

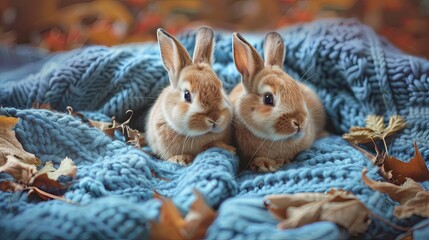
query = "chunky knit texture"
(1, 19, 429, 239)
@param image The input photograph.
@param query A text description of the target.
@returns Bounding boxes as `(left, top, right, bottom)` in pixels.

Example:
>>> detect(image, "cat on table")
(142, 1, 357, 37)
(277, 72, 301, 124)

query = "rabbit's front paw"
(250, 157, 284, 172)
(168, 154, 194, 166)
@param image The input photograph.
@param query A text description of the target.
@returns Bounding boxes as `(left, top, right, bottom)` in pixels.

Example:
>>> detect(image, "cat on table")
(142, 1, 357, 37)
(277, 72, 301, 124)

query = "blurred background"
(1, 0, 428, 58)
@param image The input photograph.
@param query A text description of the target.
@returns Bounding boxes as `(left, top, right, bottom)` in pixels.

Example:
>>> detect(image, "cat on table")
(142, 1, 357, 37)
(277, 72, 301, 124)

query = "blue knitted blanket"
(1, 19, 429, 239)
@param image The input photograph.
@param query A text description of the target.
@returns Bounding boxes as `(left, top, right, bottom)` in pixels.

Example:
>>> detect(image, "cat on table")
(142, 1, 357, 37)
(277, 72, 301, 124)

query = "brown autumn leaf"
(0, 156, 77, 201)
(343, 115, 406, 144)
(66, 106, 114, 135)
(183, 191, 217, 239)
(151, 170, 172, 182)
(0, 180, 25, 192)
(0, 116, 41, 166)
(264, 189, 370, 235)
(125, 126, 146, 147)
(381, 143, 429, 185)
(0, 155, 37, 183)
(151, 192, 185, 240)
(67, 107, 146, 147)
(32, 102, 54, 110)
(150, 190, 216, 240)
(31, 157, 77, 191)
(362, 168, 429, 219)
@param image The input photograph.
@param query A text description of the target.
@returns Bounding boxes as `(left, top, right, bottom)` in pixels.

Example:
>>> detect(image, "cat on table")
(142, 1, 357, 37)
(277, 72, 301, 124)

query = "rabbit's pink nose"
(208, 118, 217, 127)
(208, 118, 222, 132)
(293, 120, 299, 127)
(292, 120, 302, 133)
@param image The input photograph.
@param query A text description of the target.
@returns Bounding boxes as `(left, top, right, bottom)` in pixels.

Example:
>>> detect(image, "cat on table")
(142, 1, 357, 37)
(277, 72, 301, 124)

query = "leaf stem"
(382, 137, 389, 155)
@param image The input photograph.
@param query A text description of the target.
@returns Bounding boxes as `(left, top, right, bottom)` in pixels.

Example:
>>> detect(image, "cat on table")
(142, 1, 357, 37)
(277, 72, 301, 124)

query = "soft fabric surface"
(1, 19, 429, 239)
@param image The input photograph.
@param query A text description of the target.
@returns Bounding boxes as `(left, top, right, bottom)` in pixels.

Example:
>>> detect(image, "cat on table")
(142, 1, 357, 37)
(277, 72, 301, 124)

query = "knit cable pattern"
(1, 19, 428, 239)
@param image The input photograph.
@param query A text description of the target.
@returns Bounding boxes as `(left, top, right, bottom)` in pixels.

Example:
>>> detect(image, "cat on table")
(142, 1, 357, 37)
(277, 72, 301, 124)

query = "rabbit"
(145, 26, 234, 165)
(229, 31, 326, 172)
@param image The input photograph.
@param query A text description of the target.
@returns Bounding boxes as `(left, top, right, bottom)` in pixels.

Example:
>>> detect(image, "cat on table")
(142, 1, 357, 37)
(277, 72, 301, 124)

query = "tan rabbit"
(229, 32, 326, 172)
(146, 27, 234, 165)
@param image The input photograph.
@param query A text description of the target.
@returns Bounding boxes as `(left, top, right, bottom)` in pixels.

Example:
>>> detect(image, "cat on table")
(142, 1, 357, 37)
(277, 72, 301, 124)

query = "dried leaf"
(0, 156, 77, 202)
(0, 181, 25, 192)
(150, 191, 216, 240)
(342, 128, 376, 144)
(67, 107, 145, 146)
(45, 157, 77, 181)
(343, 115, 406, 144)
(125, 126, 146, 147)
(151, 170, 172, 182)
(382, 143, 429, 184)
(366, 115, 384, 133)
(362, 169, 429, 218)
(32, 157, 77, 190)
(383, 116, 407, 138)
(28, 186, 71, 202)
(264, 189, 370, 235)
(32, 102, 54, 110)
(183, 190, 216, 239)
(67, 106, 114, 135)
(151, 193, 188, 240)
(89, 120, 114, 133)
(0, 116, 40, 166)
(0, 155, 37, 184)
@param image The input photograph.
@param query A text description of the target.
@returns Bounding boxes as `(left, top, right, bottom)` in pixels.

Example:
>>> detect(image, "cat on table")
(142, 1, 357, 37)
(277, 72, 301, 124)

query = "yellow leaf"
(366, 115, 384, 134)
(343, 115, 406, 145)
(0, 115, 19, 127)
(383, 115, 407, 138)
(342, 129, 376, 144)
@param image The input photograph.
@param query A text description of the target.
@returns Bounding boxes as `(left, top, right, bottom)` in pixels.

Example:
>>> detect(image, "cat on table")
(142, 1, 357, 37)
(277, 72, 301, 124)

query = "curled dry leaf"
(183, 191, 216, 239)
(383, 116, 407, 138)
(0, 179, 25, 192)
(264, 189, 370, 235)
(362, 169, 429, 219)
(0, 116, 41, 166)
(67, 107, 146, 147)
(343, 115, 406, 144)
(150, 190, 216, 240)
(0, 156, 77, 202)
(31, 157, 77, 191)
(0, 155, 37, 183)
(32, 102, 54, 110)
(381, 143, 429, 185)
(151, 170, 172, 182)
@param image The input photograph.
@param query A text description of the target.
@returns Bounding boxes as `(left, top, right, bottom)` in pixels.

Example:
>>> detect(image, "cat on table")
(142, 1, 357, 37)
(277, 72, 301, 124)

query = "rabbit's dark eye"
(184, 90, 192, 103)
(263, 93, 274, 105)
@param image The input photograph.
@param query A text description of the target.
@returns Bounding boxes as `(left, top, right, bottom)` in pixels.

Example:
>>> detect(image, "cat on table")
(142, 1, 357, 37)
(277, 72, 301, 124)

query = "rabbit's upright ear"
(263, 32, 285, 68)
(193, 26, 214, 65)
(157, 28, 192, 87)
(232, 32, 264, 93)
